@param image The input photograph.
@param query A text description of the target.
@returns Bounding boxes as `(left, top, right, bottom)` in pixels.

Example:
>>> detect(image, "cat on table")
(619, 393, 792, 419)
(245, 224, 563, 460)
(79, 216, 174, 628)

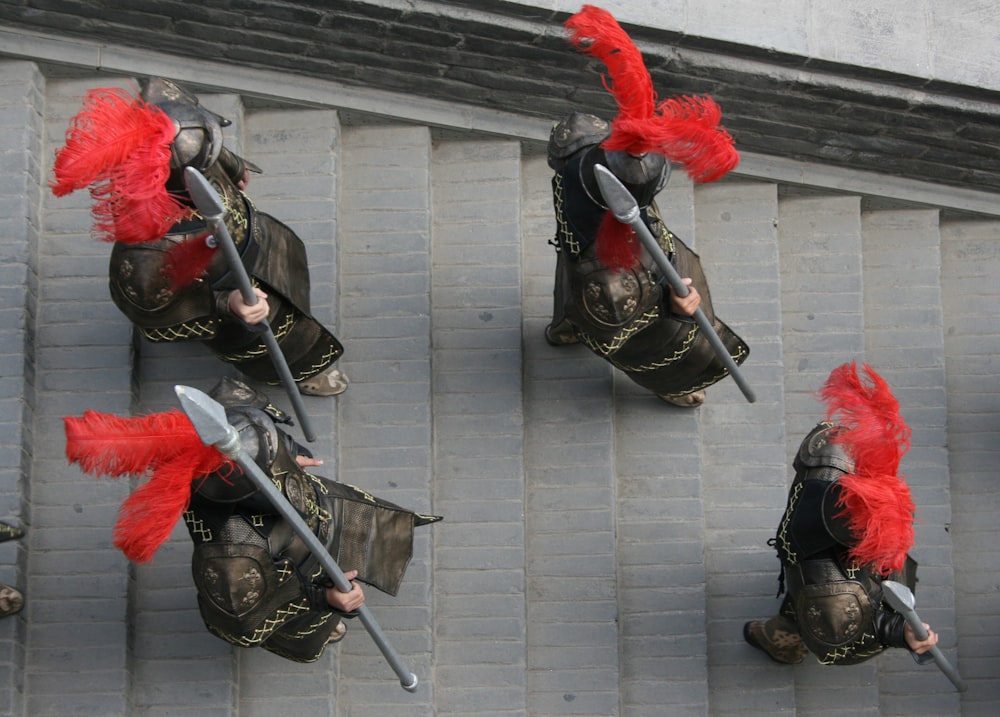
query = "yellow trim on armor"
(216, 597, 313, 647)
(297, 344, 340, 382)
(552, 173, 579, 255)
(777, 481, 804, 566)
(276, 562, 294, 583)
(220, 311, 297, 363)
(817, 633, 883, 664)
(143, 320, 219, 342)
(182, 511, 213, 542)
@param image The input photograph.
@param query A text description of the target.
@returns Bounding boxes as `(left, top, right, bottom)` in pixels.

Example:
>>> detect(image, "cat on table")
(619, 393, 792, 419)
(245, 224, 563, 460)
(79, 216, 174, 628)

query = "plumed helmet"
(580, 145, 670, 208)
(547, 111, 611, 170)
(140, 77, 229, 171)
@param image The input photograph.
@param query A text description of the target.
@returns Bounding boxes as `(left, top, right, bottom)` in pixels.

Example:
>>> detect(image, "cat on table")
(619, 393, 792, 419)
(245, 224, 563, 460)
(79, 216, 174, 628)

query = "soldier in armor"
(183, 378, 441, 661)
(63, 377, 441, 663)
(52, 77, 348, 396)
(546, 6, 748, 407)
(744, 362, 938, 665)
(0, 521, 24, 618)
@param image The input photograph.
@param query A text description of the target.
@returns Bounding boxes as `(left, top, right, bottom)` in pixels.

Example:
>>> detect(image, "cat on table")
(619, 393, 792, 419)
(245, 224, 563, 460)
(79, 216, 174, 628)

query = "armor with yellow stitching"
(183, 378, 441, 662)
(103, 77, 344, 385)
(546, 114, 749, 400)
(755, 423, 916, 665)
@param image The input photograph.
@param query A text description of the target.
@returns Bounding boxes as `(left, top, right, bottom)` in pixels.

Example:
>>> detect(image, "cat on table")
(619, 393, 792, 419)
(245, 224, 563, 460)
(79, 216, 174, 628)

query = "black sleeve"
(875, 607, 909, 649)
(216, 147, 250, 186)
(821, 481, 857, 546)
(276, 427, 312, 460)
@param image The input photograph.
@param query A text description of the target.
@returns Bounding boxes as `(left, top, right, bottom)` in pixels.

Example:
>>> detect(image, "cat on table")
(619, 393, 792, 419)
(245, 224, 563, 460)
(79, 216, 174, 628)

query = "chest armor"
(575, 251, 660, 330)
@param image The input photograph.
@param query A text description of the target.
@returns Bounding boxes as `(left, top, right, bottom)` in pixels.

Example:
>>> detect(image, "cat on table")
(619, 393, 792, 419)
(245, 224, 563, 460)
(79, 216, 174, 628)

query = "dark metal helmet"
(580, 145, 671, 209)
(140, 77, 230, 171)
(547, 112, 612, 170)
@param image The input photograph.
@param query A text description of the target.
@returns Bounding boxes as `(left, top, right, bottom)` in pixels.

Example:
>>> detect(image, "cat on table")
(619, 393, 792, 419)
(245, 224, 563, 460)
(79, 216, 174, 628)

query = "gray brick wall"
(431, 137, 527, 716)
(940, 217, 1000, 707)
(0, 58, 44, 717)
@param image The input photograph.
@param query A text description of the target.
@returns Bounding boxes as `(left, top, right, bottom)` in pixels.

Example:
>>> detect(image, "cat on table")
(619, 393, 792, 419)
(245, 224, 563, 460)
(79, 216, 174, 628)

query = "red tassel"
(819, 362, 915, 574)
(595, 210, 641, 269)
(565, 5, 739, 183)
(163, 233, 217, 289)
(64, 409, 232, 562)
(51, 86, 190, 244)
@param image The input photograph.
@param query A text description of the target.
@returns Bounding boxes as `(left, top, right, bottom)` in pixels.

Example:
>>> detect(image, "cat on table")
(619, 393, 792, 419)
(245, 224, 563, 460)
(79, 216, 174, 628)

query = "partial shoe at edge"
(298, 367, 349, 396)
(658, 390, 706, 408)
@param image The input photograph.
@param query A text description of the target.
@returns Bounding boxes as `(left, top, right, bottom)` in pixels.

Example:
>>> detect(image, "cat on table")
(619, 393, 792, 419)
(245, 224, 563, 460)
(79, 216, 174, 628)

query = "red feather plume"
(819, 362, 915, 574)
(51, 86, 190, 244)
(565, 5, 739, 183)
(595, 211, 640, 269)
(64, 409, 232, 563)
(163, 233, 218, 289)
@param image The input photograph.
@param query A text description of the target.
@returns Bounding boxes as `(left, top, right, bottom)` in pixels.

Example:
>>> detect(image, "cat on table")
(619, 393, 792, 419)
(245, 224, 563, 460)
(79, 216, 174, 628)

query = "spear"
(175, 384, 419, 692)
(882, 580, 967, 692)
(183, 167, 316, 442)
(593, 165, 756, 403)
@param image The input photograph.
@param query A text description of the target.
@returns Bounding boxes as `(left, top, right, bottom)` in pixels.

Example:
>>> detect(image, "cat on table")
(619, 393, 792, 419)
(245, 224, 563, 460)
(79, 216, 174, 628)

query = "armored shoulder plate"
(794, 423, 854, 475)
(208, 377, 292, 425)
(108, 237, 218, 332)
(548, 112, 611, 170)
(192, 405, 280, 503)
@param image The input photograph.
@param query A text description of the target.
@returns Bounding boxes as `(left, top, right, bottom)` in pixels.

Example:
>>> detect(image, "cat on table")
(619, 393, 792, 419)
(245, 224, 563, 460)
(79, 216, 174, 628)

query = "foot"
(743, 619, 808, 664)
(298, 367, 349, 396)
(658, 390, 705, 408)
(0, 585, 23, 618)
(544, 320, 578, 346)
(326, 619, 347, 645)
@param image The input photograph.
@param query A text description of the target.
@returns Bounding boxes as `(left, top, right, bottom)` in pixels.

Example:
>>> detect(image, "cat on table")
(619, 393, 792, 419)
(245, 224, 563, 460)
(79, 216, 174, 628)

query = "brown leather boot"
(743, 617, 808, 664)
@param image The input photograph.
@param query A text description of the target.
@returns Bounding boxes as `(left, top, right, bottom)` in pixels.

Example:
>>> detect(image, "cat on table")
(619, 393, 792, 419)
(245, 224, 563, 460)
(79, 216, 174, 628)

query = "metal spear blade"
(174, 384, 239, 455)
(183, 167, 226, 222)
(594, 164, 641, 225)
(882, 579, 917, 612)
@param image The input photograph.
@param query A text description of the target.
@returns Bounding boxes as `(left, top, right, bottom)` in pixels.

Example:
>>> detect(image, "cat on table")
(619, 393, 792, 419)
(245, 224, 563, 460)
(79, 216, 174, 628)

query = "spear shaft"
(593, 165, 755, 403)
(183, 167, 316, 442)
(882, 580, 967, 692)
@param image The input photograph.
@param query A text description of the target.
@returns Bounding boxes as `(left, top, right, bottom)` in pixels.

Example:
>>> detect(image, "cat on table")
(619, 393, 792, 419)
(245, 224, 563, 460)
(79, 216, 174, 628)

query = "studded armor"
(183, 378, 441, 662)
(106, 78, 343, 385)
(547, 118, 748, 400)
(773, 423, 915, 665)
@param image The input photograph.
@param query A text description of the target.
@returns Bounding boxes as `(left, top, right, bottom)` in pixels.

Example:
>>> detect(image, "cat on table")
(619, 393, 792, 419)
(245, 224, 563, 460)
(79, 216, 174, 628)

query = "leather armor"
(548, 120, 749, 399)
(774, 423, 914, 665)
(107, 80, 343, 384)
(183, 379, 440, 662)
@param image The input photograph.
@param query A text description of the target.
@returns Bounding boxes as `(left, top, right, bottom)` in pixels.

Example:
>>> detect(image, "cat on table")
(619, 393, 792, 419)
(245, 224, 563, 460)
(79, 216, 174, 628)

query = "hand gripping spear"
(175, 383, 420, 692)
(593, 165, 756, 403)
(183, 167, 317, 442)
(882, 580, 967, 692)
